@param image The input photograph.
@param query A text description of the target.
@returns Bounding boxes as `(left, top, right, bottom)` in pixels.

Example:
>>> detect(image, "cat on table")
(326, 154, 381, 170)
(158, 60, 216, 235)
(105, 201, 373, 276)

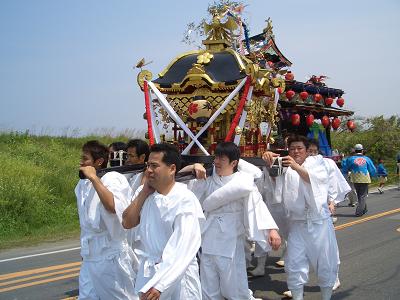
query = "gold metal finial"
(204, 14, 238, 43)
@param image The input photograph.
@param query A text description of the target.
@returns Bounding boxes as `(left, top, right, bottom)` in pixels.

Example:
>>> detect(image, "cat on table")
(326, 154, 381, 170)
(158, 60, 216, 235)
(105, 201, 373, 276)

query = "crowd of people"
(74, 136, 390, 300)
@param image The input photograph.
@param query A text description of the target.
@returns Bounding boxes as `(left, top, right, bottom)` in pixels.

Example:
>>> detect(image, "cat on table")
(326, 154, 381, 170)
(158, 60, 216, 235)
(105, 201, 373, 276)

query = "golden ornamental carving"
(187, 63, 206, 75)
(235, 126, 242, 135)
(247, 96, 268, 126)
(265, 99, 279, 129)
(204, 14, 238, 43)
(197, 52, 214, 64)
(263, 17, 275, 40)
(137, 70, 153, 90)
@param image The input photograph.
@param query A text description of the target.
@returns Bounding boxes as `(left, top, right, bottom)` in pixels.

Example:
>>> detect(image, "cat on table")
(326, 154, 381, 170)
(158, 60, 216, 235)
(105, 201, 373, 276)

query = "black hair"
(270, 137, 287, 150)
(287, 134, 310, 149)
(307, 138, 319, 150)
(126, 139, 150, 162)
(150, 143, 181, 171)
(109, 141, 126, 152)
(215, 142, 240, 172)
(82, 140, 109, 168)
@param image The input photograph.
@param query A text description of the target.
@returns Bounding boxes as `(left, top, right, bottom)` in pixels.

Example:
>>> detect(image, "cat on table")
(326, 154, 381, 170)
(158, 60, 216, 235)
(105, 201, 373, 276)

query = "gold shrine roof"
(153, 48, 251, 92)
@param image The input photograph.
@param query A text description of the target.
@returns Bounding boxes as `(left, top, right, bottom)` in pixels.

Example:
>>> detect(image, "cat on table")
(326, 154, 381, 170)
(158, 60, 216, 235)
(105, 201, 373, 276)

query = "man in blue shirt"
(342, 144, 377, 217)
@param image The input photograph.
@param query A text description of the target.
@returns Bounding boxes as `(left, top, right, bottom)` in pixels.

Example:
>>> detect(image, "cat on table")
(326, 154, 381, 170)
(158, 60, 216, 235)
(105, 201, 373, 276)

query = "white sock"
(321, 287, 333, 300)
(290, 287, 304, 300)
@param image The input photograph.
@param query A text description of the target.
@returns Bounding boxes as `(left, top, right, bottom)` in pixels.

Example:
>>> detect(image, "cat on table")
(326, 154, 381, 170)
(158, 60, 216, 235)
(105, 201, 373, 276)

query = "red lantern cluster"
(325, 97, 334, 106)
(286, 90, 295, 100)
(299, 91, 309, 101)
(314, 93, 322, 103)
(347, 120, 356, 131)
(332, 117, 341, 130)
(337, 97, 345, 107)
(291, 113, 301, 126)
(321, 115, 330, 128)
(285, 71, 295, 81)
(306, 114, 315, 127)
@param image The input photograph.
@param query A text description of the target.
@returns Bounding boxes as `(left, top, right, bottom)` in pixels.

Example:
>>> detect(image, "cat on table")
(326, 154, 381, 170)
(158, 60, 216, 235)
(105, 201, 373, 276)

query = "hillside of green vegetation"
(0, 132, 132, 249)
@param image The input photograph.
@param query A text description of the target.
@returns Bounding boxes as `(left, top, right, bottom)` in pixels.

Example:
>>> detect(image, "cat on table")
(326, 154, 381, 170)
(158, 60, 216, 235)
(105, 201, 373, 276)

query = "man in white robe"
(122, 143, 204, 300)
(263, 135, 339, 300)
(250, 140, 290, 277)
(124, 139, 149, 250)
(76, 140, 137, 300)
(307, 138, 351, 291)
(185, 142, 281, 300)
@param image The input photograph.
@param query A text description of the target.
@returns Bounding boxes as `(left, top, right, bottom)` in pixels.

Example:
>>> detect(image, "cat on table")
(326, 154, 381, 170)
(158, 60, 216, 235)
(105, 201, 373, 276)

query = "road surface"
(1, 186, 399, 299)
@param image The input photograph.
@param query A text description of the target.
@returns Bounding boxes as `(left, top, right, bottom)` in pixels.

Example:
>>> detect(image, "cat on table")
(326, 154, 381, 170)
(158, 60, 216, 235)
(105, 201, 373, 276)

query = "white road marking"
(0, 247, 81, 263)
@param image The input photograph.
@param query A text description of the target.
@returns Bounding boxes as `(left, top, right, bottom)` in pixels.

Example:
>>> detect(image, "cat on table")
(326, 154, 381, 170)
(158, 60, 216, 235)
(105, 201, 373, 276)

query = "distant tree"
(332, 115, 400, 161)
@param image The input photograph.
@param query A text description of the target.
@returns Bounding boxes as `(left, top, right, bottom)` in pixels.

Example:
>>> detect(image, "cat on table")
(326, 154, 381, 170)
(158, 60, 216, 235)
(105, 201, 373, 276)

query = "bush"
(0, 132, 136, 248)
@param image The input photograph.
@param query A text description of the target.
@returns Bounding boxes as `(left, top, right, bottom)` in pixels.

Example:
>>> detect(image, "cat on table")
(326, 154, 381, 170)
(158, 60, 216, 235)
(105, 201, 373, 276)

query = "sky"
(1, 0, 399, 137)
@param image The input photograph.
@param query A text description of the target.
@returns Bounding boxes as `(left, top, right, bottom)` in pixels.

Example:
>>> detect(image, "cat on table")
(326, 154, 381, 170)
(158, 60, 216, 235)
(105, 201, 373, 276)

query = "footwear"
(348, 203, 356, 207)
(248, 256, 266, 277)
(333, 278, 341, 291)
(378, 188, 383, 194)
(321, 287, 333, 300)
(290, 287, 304, 300)
(248, 267, 265, 277)
(283, 290, 293, 298)
(275, 260, 285, 267)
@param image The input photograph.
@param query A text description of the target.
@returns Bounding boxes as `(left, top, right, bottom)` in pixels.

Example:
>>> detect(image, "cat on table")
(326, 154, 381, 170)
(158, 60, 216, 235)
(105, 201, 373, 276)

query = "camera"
(267, 157, 287, 177)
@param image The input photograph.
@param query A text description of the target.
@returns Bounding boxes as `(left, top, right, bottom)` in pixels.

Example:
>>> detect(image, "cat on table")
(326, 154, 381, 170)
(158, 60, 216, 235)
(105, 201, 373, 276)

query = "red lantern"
(332, 117, 341, 130)
(347, 120, 356, 131)
(285, 71, 294, 81)
(321, 115, 330, 128)
(314, 93, 322, 103)
(325, 97, 334, 106)
(285, 90, 295, 100)
(306, 114, 315, 127)
(291, 113, 301, 126)
(299, 91, 309, 101)
(337, 97, 345, 107)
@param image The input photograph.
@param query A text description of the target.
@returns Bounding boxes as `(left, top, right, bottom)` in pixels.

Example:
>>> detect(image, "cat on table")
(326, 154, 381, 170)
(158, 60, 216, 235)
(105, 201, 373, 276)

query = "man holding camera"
(262, 135, 339, 300)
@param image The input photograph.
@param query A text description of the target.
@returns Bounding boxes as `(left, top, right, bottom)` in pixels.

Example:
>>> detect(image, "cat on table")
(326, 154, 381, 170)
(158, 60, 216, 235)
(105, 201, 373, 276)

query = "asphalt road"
(1, 186, 399, 300)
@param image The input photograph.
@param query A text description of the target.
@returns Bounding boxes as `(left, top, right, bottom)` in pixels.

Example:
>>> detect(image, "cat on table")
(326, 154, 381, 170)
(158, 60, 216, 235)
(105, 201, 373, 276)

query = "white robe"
(188, 169, 277, 300)
(133, 182, 204, 300)
(274, 155, 339, 289)
(323, 158, 351, 204)
(125, 172, 144, 247)
(75, 171, 137, 300)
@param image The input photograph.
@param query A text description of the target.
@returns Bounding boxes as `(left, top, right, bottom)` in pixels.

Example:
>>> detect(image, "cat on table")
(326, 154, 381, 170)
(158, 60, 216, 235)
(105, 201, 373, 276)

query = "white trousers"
(78, 250, 138, 300)
(285, 218, 338, 290)
(200, 238, 250, 300)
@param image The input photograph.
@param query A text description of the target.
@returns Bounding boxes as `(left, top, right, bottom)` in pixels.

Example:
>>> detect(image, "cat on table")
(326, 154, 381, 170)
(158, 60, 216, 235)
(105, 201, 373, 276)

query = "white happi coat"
(188, 166, 277, 300)
(324, 158, 351, 204)
(125, 172, 144, 247)
(75, 171, 137, 300)
(257, 167, 289, 239)
(133, 182, 204, 300)
(275, 155, 339, 289)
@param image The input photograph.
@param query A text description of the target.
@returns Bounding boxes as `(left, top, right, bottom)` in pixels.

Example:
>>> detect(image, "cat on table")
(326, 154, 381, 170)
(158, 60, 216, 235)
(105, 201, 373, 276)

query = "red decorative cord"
(143, 80, 155, 145)
(225, 76, 252, 142)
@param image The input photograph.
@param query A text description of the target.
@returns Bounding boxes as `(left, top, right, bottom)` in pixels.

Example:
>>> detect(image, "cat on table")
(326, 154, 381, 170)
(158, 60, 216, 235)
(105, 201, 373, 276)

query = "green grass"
(0, 132, 135, 249)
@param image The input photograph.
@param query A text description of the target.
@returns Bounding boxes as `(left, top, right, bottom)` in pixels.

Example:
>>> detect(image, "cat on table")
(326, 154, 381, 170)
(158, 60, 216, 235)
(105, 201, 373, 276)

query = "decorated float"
(136, 3, 354, 159)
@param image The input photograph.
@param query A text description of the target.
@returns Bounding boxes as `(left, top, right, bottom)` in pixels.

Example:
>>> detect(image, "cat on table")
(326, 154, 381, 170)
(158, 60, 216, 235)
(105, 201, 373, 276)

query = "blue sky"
(1, 0, 399, 136)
